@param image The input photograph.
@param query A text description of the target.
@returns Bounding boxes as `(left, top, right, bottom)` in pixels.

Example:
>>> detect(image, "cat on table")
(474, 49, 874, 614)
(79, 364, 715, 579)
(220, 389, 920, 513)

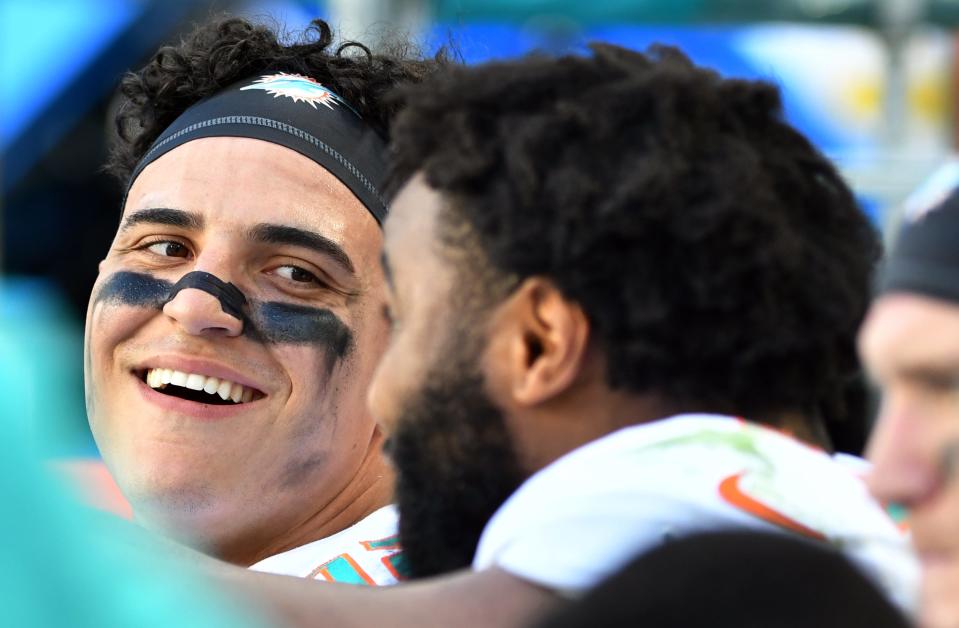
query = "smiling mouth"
(138, 368, 265, 405)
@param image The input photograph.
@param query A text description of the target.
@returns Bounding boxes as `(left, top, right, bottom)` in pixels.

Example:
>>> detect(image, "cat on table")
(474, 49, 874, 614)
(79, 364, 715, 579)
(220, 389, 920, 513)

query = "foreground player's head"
(373, 44, 879, 576)
(86, 16, 436, 565)
(860, 188, 959, 628)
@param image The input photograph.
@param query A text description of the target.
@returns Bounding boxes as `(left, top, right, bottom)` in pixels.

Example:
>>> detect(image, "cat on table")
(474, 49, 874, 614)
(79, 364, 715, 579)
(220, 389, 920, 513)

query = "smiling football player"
(84, 15, 437, 582)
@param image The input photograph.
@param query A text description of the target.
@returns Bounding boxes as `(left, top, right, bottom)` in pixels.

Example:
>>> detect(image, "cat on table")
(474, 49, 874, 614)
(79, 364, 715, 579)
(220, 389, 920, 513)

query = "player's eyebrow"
(248, 223, 355, 276)
(120, 207, 203, 232)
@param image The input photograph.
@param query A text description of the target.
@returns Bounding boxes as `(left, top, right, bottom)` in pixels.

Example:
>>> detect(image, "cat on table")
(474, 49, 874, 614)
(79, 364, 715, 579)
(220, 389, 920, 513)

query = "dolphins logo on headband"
(240, 73, 357, 114)
(129, 71, 387, 222)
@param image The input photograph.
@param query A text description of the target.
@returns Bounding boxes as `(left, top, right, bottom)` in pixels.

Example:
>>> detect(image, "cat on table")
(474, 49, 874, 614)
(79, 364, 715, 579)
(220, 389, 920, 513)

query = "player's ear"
(487, 277, 590, 407)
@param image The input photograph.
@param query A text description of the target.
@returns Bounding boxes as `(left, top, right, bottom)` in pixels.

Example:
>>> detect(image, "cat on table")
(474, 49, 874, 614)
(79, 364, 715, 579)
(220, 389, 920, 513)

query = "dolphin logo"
(240, 73, 357, 114)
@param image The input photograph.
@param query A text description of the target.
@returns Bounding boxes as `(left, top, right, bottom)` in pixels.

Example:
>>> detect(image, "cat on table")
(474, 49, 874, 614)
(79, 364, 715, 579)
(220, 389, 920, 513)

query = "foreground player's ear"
(505, 277, 590, 406)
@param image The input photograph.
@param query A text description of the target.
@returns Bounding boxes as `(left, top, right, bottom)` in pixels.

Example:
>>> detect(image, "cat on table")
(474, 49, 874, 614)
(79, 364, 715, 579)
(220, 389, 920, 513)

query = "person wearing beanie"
(861, 186, 959, 628)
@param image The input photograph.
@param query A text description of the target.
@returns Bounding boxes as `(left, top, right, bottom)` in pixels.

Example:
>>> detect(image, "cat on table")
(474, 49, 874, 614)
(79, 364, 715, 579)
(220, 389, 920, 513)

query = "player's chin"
(919, 559, 959, 628)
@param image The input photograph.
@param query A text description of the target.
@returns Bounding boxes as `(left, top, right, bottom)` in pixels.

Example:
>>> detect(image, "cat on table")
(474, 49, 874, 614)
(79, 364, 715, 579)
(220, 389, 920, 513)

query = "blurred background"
(1, 0, 958, 457)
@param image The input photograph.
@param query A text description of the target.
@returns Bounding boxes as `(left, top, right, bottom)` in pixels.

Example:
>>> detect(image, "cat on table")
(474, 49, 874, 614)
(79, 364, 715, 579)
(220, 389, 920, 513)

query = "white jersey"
(250, 505, 405, 585)
(473, 414, 918, 612)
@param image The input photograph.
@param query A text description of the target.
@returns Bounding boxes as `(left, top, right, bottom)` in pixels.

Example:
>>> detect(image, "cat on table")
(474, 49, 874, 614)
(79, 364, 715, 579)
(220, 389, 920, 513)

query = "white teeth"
(203, 377, 220, 394)
(144, 368, 259, 404)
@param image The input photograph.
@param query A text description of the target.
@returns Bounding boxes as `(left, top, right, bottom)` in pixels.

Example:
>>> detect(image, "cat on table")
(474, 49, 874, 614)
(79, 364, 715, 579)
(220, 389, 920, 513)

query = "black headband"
(127, 73, 389, 225)
(880, 187, 959, 303)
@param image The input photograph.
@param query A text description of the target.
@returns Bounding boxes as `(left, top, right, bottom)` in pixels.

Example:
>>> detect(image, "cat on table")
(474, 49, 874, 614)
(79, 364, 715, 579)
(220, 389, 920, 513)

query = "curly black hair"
(388, 44, 881, 452)
(105, 15, 444, 183)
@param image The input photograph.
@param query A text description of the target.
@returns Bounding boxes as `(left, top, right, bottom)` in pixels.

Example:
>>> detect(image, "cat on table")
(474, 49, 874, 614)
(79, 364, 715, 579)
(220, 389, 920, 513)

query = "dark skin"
(368, 175, 827, 470)
(160, 173, 831, 628)
(372, 175, 703, 471)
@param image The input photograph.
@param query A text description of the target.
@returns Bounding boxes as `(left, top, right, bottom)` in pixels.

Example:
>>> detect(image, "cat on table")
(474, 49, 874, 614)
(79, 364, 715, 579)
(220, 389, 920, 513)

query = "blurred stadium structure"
(1, 0, 958, 454)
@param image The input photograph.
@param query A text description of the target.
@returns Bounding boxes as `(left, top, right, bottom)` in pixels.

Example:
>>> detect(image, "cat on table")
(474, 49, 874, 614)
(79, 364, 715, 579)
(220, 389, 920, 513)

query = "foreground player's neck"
(511, 381, 684, 474)
(516, 377, 834, 475)
(764, 411, 834, 451)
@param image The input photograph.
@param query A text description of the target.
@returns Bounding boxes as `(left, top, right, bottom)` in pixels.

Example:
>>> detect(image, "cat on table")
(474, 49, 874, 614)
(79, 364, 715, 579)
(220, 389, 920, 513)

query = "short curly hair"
(106, 15, 443, 183)
(388, 44, 880, 450)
